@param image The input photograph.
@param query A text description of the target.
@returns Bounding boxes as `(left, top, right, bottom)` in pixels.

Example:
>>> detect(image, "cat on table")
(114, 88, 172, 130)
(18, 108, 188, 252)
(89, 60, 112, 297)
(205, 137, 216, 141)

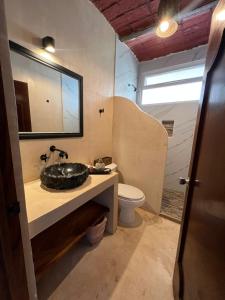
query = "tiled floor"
(37, 208, 180, 300)
(161, 189, 185, 222)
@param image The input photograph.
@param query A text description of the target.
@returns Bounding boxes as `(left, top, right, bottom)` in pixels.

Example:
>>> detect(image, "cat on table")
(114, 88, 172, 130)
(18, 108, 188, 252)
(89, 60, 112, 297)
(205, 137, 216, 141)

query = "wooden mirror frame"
(9, 41, 83, 139)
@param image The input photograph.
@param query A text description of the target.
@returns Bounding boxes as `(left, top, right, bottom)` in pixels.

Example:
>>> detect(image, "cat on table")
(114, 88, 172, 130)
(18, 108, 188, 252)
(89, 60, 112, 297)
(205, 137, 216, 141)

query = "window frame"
(138, 60, 205, 107)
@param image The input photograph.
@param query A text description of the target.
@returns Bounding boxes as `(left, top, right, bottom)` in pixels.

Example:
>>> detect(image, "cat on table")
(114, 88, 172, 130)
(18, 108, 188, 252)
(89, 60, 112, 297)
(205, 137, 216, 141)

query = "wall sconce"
(156, 0, 179, 38)
(42, 36, 55, 53)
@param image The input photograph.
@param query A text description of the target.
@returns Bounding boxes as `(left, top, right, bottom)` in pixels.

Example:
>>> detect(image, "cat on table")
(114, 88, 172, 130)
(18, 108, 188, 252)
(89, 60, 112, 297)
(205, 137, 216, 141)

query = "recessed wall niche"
(162, 120, 174, 137)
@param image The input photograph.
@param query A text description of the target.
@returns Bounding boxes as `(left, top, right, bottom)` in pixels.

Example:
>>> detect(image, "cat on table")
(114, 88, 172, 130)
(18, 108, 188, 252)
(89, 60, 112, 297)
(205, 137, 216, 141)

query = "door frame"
(0, 0, 37, 299)
(0, 64, 29, 300)
(173, 0, 225, 298)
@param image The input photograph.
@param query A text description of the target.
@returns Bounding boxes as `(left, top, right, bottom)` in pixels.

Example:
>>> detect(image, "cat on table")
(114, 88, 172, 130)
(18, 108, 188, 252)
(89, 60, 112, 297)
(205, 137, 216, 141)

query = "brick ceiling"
(90, 0, 215, 61)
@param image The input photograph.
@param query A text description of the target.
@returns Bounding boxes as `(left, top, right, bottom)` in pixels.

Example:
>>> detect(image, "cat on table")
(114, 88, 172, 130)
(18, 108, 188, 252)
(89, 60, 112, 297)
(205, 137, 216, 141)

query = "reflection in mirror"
(9, 42, 83, 139)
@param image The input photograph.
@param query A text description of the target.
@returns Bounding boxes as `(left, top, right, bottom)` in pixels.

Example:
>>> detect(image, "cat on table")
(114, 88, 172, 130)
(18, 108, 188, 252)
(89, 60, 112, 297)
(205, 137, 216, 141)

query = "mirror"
(9, 41, 83, 139)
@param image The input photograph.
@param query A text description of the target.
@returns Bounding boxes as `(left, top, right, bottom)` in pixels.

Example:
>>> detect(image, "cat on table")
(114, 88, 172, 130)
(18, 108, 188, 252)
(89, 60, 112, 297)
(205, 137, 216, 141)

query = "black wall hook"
(99, 108, 104, 116)
(40, 154, 49, 162)
(128, 83, 137, 92)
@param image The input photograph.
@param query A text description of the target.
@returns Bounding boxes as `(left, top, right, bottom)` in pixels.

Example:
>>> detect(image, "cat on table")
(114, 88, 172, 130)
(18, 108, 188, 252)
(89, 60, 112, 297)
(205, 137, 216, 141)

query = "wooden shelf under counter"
(31, 201, 109, 281)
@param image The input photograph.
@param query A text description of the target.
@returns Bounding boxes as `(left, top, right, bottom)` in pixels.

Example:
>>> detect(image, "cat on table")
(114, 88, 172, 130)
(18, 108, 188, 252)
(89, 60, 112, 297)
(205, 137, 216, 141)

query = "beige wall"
(5, 0, 116, 182)
(5, 1, 168, 215)
(113, 97, 168, 213)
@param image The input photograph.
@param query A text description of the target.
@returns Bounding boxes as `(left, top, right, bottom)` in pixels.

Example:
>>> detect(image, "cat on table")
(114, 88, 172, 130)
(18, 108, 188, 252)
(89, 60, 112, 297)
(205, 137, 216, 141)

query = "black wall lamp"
(42, 36, 55, 53)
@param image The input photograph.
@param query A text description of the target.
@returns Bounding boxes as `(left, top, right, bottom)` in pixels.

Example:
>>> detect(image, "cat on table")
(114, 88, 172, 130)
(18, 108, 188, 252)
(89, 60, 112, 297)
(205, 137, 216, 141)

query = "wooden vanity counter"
(24, 173, 118, 239)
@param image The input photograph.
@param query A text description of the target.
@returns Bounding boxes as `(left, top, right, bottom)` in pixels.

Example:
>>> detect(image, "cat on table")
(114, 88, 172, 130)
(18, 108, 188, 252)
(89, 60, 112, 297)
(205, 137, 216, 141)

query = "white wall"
(115, 37, 138, 102)
(138, 45, 208, 194)
(143, 102, 199, 193)
(139, 45, 207, 76)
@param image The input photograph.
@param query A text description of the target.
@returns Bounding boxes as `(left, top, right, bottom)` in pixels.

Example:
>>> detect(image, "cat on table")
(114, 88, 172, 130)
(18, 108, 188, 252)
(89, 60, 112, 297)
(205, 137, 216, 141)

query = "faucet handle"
(59, 151, 68, 159)
(40, 154, 49, 162)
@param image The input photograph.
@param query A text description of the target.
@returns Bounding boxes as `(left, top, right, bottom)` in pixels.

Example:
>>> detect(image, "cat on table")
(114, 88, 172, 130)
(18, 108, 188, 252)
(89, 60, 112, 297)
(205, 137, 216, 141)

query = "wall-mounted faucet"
(128, 83, 137, 92)
(49, 145, 69, 159)
(40, 145, 69, 163)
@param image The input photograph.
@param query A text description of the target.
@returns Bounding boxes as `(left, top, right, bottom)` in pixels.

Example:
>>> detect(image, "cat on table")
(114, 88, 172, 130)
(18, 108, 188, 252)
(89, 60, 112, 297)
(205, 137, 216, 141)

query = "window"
(141, 64, 205, 105)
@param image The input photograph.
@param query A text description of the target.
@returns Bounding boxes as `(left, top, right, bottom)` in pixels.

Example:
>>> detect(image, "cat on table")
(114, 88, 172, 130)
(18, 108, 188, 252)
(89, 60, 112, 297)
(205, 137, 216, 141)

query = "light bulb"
(159, 20, 170, 32)
(42, 36, 56, 53)
(45, 45, 55, 53)
(216, 9, 225, 21)
(156, 18, 178, 38)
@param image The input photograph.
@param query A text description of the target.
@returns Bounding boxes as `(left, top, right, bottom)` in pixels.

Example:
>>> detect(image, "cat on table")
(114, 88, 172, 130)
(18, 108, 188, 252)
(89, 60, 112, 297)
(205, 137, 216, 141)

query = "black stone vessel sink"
(40, 163, 89, 190)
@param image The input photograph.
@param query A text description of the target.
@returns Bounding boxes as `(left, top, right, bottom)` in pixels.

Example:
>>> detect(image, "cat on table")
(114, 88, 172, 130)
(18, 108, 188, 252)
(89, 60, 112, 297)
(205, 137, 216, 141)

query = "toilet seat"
(118, 183, 144, 201)
(119, 195, 145, 204)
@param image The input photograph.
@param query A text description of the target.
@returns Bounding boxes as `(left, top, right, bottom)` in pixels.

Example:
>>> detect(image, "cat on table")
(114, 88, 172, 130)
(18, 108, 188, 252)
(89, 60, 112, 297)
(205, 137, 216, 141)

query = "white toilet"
(118, 183, 145, 225)
(107, 163, 145, 226)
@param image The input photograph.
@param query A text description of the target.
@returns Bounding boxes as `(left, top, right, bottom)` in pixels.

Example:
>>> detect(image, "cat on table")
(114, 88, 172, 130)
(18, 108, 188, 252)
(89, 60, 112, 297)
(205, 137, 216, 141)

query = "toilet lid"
(118, 183, 144, 200)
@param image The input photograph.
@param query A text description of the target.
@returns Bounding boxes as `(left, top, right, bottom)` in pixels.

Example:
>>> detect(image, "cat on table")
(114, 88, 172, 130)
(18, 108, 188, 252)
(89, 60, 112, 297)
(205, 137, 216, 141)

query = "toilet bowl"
(107, 163, 145, 225)
(118, 183, 145, 225)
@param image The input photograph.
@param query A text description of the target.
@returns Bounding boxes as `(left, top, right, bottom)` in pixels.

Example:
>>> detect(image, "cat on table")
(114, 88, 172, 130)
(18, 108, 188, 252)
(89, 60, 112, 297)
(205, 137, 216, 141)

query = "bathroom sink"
(40, 163, 89, 190)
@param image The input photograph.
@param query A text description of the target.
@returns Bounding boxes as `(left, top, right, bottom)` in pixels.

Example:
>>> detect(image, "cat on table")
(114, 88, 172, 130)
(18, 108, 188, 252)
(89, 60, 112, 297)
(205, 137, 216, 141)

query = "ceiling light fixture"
(156, 0, 179, 38)
(216, 9, 225, 21)
(42, 36, 55, 53)
(159, 20, 170, 32)
(156, 18, 178, 38)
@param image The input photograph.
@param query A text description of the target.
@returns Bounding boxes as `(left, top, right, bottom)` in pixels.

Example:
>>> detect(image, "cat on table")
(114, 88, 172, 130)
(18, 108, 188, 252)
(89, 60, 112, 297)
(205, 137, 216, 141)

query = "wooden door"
(0, 0, 29, 299)
(173, 1, 225, 299)
(14, 80, 32, 132)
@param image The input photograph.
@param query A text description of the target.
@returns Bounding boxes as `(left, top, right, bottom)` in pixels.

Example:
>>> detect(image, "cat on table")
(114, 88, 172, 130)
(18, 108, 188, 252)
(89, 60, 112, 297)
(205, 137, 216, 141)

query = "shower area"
(138, 61, 205, 222)
(148, 102, 199, 222)
(159, 105, 198, 222)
